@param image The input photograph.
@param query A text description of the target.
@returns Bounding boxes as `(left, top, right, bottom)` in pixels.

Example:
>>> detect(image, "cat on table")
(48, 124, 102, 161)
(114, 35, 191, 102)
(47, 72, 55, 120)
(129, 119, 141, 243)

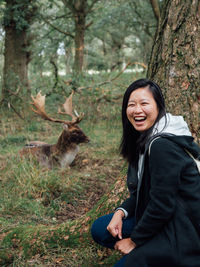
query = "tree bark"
(73, 2, 86, 74)
(2, 25, 29, 101)
(65, 45, 72, 74)
(2, 0, 35, 103)
(147, 0, 200, 142)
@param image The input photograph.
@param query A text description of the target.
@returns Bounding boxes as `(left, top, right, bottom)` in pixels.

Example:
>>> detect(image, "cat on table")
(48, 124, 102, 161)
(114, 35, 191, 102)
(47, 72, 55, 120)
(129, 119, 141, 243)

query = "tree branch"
(0, 99, 24, 120)
(87, 0, 99, 14)
(62, 0, 76, 14)
(77, 61, 147, 92)
(42, 17, 74, 38)
(129, 1, 156, 39)
(85, 20, 93, 29)
(149, 0, 160, 22)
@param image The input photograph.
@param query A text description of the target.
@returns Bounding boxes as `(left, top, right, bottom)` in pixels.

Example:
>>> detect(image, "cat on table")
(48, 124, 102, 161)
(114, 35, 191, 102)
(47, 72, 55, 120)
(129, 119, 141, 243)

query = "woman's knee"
(91, 214, 112, 241)
(91, 213, 115, 247)
(91, 217, 102, 243)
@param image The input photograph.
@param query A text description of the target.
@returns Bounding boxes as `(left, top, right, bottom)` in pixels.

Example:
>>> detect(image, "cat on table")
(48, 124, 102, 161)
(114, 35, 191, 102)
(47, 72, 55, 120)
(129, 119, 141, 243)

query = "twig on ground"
(0, 99, 24, 120)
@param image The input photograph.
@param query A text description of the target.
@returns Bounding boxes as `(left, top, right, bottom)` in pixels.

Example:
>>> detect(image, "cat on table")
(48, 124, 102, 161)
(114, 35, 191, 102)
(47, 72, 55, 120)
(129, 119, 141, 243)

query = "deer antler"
(31, 91, 54, 121)
(58, 91, 84, 123)
(31, 91, 82, 125)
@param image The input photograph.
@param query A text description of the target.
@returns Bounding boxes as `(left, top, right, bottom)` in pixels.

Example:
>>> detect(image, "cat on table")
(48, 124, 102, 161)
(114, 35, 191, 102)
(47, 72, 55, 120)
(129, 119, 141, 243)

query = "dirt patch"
(55, 152, 123, 222)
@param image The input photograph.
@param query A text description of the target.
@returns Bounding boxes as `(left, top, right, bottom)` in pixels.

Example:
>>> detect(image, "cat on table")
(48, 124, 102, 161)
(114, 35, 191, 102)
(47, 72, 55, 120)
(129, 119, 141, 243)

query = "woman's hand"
(114, 238, 136, 254)
(107, 210, 124, 239)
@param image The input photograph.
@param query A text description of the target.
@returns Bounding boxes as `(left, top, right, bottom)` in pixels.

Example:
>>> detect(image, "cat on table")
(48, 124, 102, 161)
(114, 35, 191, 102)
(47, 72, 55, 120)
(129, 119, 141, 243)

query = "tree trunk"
(147, 0, 200, 142)
(65, 46, 72, 74)
(63, 0, 97, 76)
(73, 4, 86, 75)
(1, 0, 36, 104)
(2, 25, 29, 101)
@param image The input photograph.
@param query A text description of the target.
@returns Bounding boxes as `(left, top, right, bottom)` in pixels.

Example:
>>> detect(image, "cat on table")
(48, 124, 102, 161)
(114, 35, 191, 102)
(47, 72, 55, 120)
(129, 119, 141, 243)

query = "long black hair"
(120, 78, 166, 164)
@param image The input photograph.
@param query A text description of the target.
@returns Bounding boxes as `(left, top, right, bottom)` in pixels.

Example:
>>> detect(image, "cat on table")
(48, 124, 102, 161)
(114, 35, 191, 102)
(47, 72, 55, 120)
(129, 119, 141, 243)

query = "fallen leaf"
(64, 235, 69, 240)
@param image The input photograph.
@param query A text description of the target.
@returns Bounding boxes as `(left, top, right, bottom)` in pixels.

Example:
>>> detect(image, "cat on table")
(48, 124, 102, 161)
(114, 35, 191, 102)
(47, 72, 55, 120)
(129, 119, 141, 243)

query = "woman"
(91, 79, 200, 267)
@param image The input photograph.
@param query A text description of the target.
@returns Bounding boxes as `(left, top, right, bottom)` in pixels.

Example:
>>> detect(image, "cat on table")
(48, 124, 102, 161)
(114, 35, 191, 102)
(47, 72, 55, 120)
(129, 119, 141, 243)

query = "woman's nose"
(134, 104, 143, 113)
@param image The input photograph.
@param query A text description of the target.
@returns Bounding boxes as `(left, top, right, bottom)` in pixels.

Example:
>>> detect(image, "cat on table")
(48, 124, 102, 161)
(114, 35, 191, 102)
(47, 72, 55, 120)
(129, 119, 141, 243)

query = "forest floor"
(0, 72, 142, 266)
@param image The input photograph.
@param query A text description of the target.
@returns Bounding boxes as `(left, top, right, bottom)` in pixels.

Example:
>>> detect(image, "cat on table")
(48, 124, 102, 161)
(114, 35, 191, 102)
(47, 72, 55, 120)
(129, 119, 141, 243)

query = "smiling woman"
(91, 78, 200, 267)
(120, 79, 166, 164)
(126, 87, 159, 132)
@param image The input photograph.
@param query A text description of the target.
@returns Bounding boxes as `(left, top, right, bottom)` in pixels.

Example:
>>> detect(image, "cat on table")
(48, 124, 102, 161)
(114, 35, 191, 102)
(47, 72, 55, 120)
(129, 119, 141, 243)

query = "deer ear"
(63, 124, 69, 131)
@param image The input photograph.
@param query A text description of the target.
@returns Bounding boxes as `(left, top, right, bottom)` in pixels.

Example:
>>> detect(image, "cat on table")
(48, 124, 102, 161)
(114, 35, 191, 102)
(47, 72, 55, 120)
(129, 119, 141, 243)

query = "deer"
(20, 91, 89, 169)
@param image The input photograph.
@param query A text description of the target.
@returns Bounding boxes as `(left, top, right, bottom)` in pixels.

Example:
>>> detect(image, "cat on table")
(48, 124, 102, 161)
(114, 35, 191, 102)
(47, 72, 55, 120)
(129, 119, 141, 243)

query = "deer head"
(20, 91, 89, 169)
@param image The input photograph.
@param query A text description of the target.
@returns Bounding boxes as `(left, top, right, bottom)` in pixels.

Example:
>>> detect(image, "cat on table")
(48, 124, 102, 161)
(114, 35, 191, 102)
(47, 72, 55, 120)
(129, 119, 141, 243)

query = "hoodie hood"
(153, 113, 192, 136)
(151, 113, 200, 158)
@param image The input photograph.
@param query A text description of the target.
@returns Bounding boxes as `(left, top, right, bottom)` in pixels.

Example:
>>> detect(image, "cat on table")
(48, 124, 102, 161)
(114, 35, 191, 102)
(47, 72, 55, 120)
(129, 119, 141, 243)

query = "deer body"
(59, 145, 79, 168)
(20, 91, 89, 169)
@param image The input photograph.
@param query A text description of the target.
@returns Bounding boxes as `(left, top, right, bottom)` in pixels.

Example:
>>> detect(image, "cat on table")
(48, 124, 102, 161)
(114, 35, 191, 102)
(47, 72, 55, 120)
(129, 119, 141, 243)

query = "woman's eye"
(128, 103, 135, 107)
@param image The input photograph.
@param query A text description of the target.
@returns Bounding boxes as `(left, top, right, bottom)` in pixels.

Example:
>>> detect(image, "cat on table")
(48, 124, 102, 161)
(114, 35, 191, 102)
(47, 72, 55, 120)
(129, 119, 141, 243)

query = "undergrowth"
(0, 72, 143, 266)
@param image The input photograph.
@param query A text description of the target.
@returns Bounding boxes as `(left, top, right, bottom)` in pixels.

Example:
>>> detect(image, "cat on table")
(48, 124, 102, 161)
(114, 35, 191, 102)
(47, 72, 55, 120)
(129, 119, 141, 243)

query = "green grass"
(0, 72, 143, 266)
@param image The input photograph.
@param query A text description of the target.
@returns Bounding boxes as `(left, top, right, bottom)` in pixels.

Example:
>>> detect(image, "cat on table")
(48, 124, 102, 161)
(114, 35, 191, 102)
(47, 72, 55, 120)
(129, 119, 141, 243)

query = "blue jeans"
(91, 213, 136, 267)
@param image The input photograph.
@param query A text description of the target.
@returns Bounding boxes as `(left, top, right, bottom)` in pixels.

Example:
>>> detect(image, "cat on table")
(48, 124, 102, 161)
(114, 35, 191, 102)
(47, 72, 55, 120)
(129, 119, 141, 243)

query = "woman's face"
(126, 86, 159, 132)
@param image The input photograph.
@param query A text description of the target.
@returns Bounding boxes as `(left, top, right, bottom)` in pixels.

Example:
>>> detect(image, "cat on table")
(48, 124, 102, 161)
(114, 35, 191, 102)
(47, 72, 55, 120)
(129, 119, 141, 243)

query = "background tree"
(65, 0, 99, 75)
(128, 0, 157, 65)
(87, 0, 156, 71)
(0, 0, 159, 105)
(2, 0, 37, 105)
(37, 0, 102, 78)
(147, 0, 200, 141)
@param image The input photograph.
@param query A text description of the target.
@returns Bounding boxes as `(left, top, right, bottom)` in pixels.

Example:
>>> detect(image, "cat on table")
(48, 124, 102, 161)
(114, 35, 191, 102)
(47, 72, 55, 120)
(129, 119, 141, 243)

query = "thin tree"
(61, 0, 99, 75)
(42, 0, 99, 75)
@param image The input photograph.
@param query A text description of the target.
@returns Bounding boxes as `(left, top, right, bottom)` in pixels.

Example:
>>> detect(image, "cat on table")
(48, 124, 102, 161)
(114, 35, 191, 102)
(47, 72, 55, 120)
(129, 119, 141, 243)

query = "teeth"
(134, 117, 146, 121)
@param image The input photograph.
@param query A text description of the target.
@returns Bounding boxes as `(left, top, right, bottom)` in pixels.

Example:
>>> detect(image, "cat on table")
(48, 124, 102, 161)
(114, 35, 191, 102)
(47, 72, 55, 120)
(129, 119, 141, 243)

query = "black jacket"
(119, 136, 200, 267)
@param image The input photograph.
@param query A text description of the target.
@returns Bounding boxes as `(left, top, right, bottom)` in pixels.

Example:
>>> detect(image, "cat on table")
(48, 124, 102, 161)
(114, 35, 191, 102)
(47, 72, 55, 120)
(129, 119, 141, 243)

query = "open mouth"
(134, 116, 146, 122)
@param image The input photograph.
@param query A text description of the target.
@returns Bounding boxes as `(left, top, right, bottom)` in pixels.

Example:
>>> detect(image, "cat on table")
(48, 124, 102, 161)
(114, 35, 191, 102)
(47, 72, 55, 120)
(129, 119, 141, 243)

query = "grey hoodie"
(153, 113, 192, 137)
(152, 113, 199, 157)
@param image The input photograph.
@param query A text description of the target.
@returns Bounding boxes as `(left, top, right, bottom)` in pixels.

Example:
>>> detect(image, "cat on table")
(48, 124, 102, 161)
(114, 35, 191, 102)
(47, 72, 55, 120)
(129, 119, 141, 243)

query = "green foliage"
(28, 0, 155, 78)
(0, 0, 154, 104)
(86, 0, 156, 71)
(2, 0, 37, 30)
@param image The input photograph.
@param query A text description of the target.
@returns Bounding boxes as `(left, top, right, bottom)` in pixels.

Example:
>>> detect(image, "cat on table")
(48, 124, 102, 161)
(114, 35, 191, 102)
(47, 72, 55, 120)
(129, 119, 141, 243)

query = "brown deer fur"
(20, 124, 89, 169)
(20, 91, 89, 169)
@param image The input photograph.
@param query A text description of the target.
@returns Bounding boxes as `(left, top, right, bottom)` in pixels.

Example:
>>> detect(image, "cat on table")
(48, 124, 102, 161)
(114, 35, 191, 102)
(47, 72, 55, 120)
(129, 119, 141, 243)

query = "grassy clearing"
(0, 72, 143, 266)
